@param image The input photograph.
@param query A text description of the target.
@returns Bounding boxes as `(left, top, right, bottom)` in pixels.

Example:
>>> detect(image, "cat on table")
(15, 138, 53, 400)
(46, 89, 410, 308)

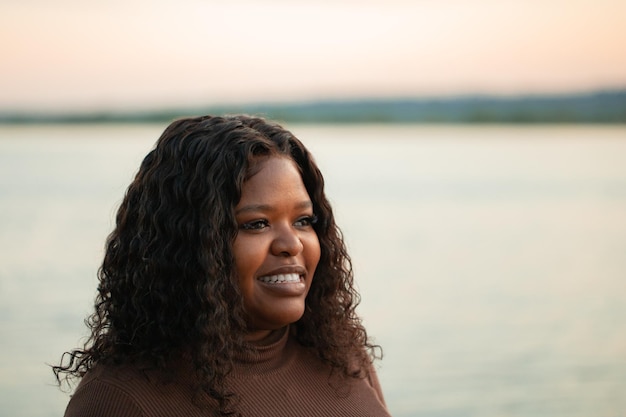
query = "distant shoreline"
(2, 90, 625, 125)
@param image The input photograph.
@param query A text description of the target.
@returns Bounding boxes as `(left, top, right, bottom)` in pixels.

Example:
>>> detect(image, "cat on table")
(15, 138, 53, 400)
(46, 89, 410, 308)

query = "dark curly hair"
(54, 115, 381, 414)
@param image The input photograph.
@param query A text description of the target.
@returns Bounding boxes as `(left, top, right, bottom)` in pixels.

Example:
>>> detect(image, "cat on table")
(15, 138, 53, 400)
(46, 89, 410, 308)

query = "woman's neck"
(245, 326, 287, 346)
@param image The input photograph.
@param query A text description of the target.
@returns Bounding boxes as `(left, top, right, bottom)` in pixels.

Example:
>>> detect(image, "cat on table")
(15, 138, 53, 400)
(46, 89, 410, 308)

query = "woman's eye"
(294, 215, 318, 228)
(240, 219, 269, 231)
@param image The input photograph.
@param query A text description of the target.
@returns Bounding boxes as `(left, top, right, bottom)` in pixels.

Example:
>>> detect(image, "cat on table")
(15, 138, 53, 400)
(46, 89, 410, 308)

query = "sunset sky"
(1, 0, 625, 112)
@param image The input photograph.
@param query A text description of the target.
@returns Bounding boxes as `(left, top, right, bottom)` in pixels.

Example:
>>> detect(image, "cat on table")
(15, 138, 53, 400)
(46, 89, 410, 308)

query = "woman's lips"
(257, 265, 306, 281)
(258, 273, 301, 283)
(256, 266, 307, 295)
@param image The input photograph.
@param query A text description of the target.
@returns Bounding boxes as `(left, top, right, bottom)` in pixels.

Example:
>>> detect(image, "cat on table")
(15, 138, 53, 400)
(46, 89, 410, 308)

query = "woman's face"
(233, 156, 321, 341)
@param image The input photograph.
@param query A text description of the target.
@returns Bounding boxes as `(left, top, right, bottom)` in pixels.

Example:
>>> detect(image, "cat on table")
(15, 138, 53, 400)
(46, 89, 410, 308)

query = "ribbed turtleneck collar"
(232, 326, 295, 375)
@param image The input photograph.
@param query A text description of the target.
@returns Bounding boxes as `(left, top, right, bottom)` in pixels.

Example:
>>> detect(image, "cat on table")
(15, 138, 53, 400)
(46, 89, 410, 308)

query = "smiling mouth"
(258, 273, 302, 284)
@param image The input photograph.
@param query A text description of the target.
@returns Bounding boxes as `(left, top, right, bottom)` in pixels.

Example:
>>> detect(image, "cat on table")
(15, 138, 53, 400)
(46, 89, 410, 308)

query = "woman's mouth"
(258, 273, 302, 284)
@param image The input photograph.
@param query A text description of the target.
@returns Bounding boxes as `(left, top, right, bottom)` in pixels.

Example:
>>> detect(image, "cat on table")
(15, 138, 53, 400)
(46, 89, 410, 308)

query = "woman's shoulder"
(64, 363, 204, 417)
(64, 364, 147, 417)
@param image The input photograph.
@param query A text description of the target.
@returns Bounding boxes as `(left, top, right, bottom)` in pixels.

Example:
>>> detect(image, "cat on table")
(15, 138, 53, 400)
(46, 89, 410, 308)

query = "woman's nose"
(271, 225, 304, 257)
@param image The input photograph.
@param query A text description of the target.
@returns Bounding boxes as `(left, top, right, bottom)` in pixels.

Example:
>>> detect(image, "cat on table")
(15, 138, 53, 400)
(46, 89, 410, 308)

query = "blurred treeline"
(2, 90, 624, 124)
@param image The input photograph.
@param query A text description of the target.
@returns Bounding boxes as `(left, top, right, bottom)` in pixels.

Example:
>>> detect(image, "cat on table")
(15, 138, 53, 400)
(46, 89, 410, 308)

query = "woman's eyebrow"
(235, 200, 312, 215)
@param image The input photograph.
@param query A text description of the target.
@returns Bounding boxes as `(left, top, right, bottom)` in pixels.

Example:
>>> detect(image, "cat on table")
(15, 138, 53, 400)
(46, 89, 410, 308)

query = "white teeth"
(259, 273, 301, 283)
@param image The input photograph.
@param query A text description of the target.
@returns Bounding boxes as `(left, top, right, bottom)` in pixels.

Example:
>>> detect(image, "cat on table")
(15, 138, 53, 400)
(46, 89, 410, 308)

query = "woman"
(54, 115, 390, 417)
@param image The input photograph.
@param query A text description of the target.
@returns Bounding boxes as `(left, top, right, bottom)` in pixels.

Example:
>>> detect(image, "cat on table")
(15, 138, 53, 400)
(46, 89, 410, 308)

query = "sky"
(1, 0, 626, 112)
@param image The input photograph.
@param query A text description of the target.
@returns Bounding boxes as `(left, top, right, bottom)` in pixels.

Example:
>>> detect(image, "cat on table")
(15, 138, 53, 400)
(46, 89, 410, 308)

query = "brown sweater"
(64, 327, 391, 417)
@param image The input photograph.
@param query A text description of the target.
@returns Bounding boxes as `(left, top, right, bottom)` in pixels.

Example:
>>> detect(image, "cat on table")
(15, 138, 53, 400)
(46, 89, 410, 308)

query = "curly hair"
(53, 115, 381, 414)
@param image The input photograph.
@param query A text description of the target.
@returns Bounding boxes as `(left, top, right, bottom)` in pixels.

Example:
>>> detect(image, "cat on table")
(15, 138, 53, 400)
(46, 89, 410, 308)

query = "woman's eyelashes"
(240, 219, 269, 231)
(294, 215, 318, 228)
(239, 215, 318, 231)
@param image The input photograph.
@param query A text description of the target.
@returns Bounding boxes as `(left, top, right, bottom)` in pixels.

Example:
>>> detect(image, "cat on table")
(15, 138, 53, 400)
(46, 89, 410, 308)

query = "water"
(1, 124, 625, 416)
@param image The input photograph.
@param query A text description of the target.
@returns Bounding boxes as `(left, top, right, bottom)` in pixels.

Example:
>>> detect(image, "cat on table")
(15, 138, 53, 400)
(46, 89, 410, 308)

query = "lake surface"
(1, 123, 625, 417)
